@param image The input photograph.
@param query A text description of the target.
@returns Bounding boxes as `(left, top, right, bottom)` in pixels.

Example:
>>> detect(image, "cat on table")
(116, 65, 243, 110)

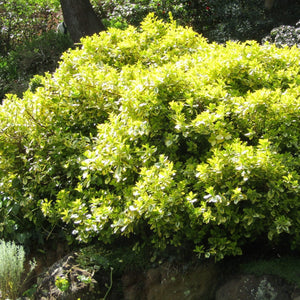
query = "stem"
(102, 267, 113, 300)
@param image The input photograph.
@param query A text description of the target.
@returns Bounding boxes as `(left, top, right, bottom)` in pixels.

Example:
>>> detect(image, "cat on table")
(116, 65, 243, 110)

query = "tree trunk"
(264, 0, 275, 10)
(60, 0, 105, 42)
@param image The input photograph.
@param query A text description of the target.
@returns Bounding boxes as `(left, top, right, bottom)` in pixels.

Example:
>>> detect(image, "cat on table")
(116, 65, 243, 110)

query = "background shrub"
(0, 15, 299, 259)
(94, 0, 300, 43)
(0, 31, 73, 102)
(0, 0, 72, 102)
(262, 20, 300, 47)
(0, 0, 60, 55)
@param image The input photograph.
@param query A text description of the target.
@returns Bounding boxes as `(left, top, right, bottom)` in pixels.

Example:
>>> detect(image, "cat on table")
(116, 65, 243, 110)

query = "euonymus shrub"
(0, 14, 299, 259)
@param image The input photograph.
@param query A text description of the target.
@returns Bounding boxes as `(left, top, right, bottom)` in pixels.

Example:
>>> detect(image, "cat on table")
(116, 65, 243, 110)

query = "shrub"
(95, 0, 300, 43)
(0, 0, 66, 102)
(0, 31, 73, 102)
(0, 240, 35, 299)
(0, 0, 60, 55)
(0, 14, 299, 259)
(262, 20, 300, 48)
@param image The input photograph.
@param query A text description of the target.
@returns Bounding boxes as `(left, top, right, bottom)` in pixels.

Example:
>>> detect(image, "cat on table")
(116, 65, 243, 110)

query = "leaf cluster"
(0, 14, 299, 259)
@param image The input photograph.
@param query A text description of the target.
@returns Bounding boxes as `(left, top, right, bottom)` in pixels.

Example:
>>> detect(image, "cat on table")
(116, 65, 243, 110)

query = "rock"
(215, 274, 293, 300)
(291, 287, 300, 300)
(35, 253, 100, 300)
(33, 250, 300, 300)
(122, 271, 146, 300)
(123, 260, 219, 300)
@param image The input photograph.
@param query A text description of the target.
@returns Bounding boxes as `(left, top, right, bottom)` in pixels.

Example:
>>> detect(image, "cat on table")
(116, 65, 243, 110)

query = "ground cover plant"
(0, 14, 299, 260)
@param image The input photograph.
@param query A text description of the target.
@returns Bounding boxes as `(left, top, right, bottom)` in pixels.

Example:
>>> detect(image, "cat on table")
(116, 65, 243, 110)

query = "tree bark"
(59, 0, 105, 42)
(264, 0, 275, 10)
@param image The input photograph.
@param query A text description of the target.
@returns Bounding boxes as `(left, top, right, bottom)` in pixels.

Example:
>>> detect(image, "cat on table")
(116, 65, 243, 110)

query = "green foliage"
(95, 0, 300, 43)
(0, 240, 25, 298)
(76, 244, 153, 275)
(55, 276, 70, 292)
(95, 0, 197, 28)
(0, 31, 74, 101)
(0, 15, 299, 259)
(0, 0, 61, 55)
(262, 20, 300, 48)
(0, 240, 35, 299)
(0, 0, 72, 102)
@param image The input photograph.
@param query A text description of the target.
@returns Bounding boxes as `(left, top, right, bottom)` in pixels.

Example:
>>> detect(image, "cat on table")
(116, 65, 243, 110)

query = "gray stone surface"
(35, 253, 99, 300)
(215, 274, 293, 300)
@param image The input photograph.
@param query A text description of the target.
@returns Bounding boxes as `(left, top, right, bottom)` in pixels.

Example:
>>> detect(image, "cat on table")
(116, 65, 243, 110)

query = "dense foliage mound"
(0, 14, 299, 260)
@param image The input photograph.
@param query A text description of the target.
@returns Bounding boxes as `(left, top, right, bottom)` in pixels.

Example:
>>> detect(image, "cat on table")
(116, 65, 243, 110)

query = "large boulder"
(216, 274, 300, 300)
(122, 261, 220, 300)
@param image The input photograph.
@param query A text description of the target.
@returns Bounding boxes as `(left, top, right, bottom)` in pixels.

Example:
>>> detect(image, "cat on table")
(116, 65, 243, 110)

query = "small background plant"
(55, 276, 70, 292)
(262, 20, 300, 48)
(0, 239, 35, 299)
(0, 31, 73, 102)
